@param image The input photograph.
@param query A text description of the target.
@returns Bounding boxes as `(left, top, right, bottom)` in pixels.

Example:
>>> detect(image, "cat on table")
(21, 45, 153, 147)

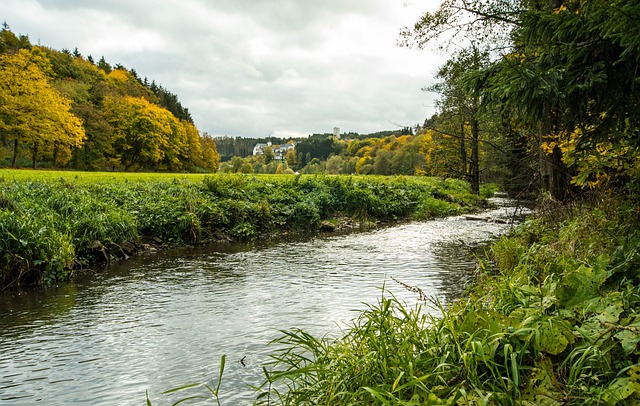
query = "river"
(0, 198, 528, 405)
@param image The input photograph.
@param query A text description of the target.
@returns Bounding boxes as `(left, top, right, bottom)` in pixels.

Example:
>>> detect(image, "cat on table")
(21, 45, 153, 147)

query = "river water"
(0, 198, 527, 405)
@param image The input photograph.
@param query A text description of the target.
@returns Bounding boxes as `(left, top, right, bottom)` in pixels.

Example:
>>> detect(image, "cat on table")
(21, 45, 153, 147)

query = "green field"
(0, 169, 211, 183)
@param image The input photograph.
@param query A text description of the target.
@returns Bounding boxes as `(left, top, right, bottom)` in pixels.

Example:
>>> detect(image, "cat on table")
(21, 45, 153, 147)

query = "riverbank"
(253, 193, 640, 405)
(0, 171, 493, 288)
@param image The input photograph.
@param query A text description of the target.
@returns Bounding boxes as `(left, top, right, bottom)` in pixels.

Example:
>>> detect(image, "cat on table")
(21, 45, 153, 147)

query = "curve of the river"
(0, 198, 528, 405)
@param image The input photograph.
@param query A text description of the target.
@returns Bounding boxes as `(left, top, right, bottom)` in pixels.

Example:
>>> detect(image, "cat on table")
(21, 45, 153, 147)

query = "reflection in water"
(0, 198, 528, 405)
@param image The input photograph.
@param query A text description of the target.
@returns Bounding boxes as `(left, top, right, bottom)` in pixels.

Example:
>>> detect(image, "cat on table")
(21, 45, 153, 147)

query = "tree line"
(217, 128, 509, 192)
(0, 25, 219, 172)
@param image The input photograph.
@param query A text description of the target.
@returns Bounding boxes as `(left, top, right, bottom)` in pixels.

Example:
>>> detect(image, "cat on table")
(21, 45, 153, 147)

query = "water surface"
(0, 198, 527, 405)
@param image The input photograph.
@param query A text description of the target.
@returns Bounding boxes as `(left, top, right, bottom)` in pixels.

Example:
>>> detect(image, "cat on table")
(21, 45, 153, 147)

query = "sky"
(3, 0, 446, 139)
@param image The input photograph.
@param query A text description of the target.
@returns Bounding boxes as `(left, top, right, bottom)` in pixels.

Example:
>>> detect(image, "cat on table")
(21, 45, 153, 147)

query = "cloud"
(3, 0, 444, 138)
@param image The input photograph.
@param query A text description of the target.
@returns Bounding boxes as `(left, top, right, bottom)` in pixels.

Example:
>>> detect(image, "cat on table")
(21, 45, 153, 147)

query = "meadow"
(0, 170, 490, 288)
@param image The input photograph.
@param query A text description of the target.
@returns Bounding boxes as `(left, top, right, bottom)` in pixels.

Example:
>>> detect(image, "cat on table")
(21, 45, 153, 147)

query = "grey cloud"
(5, 0, 441, 137)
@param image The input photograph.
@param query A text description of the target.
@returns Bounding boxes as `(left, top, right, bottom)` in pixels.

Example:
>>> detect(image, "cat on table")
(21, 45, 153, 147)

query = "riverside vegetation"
(0, 171, 491, 288)
(243, 194, 640, 405)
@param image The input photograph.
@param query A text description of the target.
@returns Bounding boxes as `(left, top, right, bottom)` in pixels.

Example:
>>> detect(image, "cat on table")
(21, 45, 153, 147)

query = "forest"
(216, 126, 523, 197)
(0, 25, 219, 172)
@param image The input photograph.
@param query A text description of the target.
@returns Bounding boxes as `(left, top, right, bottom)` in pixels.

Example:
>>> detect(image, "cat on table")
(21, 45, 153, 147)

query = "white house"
(252, 142, 271, 156)
(253, 141, 296, 160)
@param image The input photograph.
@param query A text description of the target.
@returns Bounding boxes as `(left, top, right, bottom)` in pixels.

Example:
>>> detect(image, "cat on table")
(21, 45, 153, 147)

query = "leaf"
(539, 318, 574, 355)
(520, 358, 562, 405)
(595, 302, 624, 324)
(161, 382, 200, 395)
(602, 377, 640, 404)
(616, 330, 640, 355)
(556, 264, 607, 308)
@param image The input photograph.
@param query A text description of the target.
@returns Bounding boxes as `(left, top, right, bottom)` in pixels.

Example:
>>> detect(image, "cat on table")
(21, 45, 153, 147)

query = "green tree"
(241, 161, 254, 174)
(230, 156, 244, 173)
(428, 46, 490, 193)
(405, 0, 640, 198)
(479, 0, 640, 196)
(97, 56, 111, 74)
(325, 155, 345, 174)
(373, 150, 393, 175)
(0, 26, 31, 54)
(263, 145, 275, 164)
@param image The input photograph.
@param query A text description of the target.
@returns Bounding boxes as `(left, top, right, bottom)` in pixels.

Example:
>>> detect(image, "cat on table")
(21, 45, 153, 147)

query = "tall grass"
(0, 173, 486, 287)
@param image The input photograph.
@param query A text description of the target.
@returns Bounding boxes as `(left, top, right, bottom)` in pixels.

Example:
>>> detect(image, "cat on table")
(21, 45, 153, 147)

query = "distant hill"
(0, 24, 219, 172)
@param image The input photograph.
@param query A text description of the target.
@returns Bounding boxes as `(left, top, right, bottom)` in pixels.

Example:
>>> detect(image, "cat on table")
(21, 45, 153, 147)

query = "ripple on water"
(0, 201, 530, 405)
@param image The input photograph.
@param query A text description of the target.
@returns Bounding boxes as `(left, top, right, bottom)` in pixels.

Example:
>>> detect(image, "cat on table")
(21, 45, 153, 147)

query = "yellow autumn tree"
(107, 68, 151, 99)
(0, 49, 85, 167)
(199, 133, 220, 172)
(181, 121, 203, 170)
(103, 96, 173, 170)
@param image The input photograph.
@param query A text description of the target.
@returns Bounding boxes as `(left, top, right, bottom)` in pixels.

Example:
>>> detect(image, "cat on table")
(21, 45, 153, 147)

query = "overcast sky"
(3, 0, 445, 138)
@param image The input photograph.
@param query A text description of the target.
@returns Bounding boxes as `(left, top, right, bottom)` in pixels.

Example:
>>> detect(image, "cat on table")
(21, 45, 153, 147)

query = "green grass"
(0, 168, 210, 183)
(0, 171, 487, 288)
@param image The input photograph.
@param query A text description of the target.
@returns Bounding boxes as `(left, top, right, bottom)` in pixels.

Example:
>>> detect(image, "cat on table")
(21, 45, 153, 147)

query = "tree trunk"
(459, 121, 467, 176)
(12, 138, 19, 168)
(53, 142, 58, 168)
(31, 141, 38, 169)
(538, 113, 568, 200)
(470, 117, 480, 195)
(468, 46, 481, 195)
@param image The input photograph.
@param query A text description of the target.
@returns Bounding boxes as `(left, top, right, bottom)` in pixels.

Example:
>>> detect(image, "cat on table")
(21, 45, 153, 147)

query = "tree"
(285, 148, 297, 168)
(103, 96, 180, 171)
(478, 0, 640, 196)
(70, 101, 114, 170)
(230, 156, 244, 173)
(241, 161, 254, 174)
(0, 49, 85, 168)
(373, 150, 393, 175)
(400, 0, 520, 53)
(325, 155, 345, 174)
(427, 46, 490, 193)
(405, 0, 640, 198)
(182, 121, 203, 170)
(263, 145, 275, 164)
(199, 133, 220, 172)
(97, 56, 111, 74)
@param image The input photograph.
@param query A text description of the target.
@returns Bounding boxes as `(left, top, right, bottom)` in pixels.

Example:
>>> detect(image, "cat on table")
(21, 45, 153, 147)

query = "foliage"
(0, 26, 217, 172)
(0, 171, 485, 288)
(403, 0, 640, 200)
(0, 48, 85, 168)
